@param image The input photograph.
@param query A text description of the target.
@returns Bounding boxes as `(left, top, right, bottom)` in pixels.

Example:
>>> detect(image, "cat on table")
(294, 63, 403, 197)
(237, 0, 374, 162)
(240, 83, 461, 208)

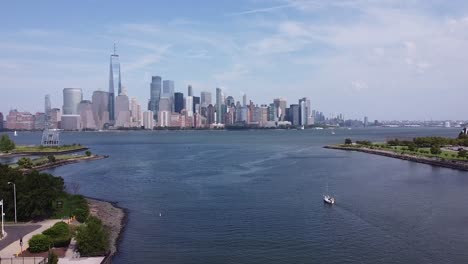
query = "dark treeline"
(0, 164, 89, 221)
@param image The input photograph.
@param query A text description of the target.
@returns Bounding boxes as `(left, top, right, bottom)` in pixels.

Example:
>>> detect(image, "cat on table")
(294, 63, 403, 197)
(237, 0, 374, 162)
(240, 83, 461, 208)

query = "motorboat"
(323, 195, 335, 205)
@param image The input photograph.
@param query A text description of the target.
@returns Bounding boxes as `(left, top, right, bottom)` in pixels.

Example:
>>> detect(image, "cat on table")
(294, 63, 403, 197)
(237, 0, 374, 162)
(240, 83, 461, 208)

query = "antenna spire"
(113, 42, 116, 55)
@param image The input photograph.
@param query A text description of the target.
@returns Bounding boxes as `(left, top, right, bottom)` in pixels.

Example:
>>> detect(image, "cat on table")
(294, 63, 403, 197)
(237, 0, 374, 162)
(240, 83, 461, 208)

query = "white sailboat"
(323, 177, 335, 205)
(13, 131, 18, 137)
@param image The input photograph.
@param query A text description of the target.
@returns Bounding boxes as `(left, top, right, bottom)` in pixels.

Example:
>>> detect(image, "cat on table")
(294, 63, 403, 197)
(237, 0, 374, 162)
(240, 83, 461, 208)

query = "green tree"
(407, 143, 418, 152)
(85, 150, 92, 157)
(458, 149, 468, 158)
(17, 157, 33, 168)
(47, 155, 56, 163)
(344, 138, 352, 145)
(76, 216, 109, 256)
(0, 134, 15, 152)
(430, 145, 442, 155)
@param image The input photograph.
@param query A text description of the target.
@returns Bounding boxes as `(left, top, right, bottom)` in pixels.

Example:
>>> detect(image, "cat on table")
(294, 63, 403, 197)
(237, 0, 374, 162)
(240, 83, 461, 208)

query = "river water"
(3, 128, 468, 263)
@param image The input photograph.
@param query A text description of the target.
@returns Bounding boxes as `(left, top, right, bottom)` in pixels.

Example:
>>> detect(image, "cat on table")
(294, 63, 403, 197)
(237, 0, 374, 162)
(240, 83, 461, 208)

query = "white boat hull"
(323, 195, 335, 204)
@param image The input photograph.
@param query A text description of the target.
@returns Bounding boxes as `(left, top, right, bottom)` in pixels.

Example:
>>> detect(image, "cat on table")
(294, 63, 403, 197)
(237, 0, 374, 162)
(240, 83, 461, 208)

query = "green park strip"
(332, 143, 464, 162)
(325, 135, 468, 171)
(8, 151, 105, 171)
(11, 144, 88, 154)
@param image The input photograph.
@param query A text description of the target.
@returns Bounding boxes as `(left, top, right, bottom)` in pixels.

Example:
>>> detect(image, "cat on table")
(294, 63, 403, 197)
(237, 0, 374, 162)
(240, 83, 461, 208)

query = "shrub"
(43, 222, 71, 247)
(458, 149, 468, 158)
(76, 216, 109, 256)
(430, 145, 442, 155)
(70, 195, 89, 223)
(73, 208, 89, 223)
(407, 143, 418, 152)
(47, 155, 56, 163)
(344, 138, 352, 145)
(17, 157, 33, 168)
(355, 140, 372, 146)
(85, 151, 91, 157)
(29, 234, 52, 253)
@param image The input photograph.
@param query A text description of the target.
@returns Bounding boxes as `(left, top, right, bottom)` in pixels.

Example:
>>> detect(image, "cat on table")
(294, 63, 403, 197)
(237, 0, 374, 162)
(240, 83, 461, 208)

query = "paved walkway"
(0, 225, 41, 251)
(58, 257, 105, 264)
(0, 219, 62, 258)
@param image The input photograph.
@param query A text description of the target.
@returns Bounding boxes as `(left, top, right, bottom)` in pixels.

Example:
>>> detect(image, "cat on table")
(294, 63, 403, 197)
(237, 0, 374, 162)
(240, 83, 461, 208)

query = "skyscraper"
(242, 94, 247, 107)
(174, 92, 184, 113)
(225, 96, 235, 107)
(162, 80, 175, 112)
(299, 98, 307, 126)
(289, 104, 300, 126)
(109, 46, 121, 121)
(45, 95, 51, 116)
(206, 104, 215, 124)
(63, 88, 83, 115)
(188, 85, 193, 96)
(115, 93, 131, 127)
(143, 111, 154, 129)
(149, 76, 162, 120)
(0, 112, 3, 131)
(130, 97, 142, 126)
(186, 96, 194, 117)
(200, 91, 212, 107)
(193, 96, 200, 114)
(92, 91, 109, 129)
(273, 98, 287, 121)
(216, 88, 224, 124)
(78, 100, 97, 130)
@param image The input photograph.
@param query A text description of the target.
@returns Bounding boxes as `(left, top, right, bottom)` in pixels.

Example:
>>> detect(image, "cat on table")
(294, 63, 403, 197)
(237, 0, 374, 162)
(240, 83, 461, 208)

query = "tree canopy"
(0, 164, 65, 221)
(76, 216, 109, 256)
(0, 134, 15, 152)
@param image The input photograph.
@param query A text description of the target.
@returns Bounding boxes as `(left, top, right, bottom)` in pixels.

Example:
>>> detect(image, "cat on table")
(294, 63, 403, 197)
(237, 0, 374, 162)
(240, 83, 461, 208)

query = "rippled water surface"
(4, 128, 468, 263)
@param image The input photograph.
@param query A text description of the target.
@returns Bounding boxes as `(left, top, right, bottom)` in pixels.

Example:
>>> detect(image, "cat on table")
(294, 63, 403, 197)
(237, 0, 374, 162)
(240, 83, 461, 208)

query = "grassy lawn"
(53, 194, 88, 219)
(345, 143, 466, 161)
(13, 145, 85, 153)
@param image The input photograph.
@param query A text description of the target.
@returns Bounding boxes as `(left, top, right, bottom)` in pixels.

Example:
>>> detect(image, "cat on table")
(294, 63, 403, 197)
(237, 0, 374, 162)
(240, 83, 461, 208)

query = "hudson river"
(9, 128, 468, 263)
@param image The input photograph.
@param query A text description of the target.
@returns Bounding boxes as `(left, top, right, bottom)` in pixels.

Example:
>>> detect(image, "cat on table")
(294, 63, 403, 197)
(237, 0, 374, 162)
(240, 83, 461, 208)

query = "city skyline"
(2, 1, 468, 120)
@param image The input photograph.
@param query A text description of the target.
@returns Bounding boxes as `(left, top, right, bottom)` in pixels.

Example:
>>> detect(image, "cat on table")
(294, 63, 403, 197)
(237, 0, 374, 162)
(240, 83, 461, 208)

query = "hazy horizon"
(1, 0, 468, 120)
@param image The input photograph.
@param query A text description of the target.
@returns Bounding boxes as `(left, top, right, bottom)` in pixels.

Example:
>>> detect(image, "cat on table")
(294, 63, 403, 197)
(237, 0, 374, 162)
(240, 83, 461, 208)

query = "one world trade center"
(109, 44, 121, 122)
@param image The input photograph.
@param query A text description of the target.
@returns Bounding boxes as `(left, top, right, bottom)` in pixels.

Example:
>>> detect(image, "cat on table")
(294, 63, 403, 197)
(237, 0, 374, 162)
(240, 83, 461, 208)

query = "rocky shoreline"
(86, 197, 127, 256)
(324, 145, 468, 171)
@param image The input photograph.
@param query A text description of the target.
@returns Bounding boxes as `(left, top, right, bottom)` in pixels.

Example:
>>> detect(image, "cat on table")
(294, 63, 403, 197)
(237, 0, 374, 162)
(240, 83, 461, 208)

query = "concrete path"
(0, 225, 41, 251)
(58, 257, 105, 264)
(60, 238, 105, 264)
(0, 219, 62, 258)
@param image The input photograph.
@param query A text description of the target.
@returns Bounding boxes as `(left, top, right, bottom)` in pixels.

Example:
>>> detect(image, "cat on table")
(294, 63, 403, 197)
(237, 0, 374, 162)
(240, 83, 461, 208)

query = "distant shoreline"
(324, 145, 468, 171)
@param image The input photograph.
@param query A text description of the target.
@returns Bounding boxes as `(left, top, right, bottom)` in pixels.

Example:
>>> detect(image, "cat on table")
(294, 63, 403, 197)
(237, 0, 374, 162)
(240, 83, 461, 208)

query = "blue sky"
(1, 0, 468, 120)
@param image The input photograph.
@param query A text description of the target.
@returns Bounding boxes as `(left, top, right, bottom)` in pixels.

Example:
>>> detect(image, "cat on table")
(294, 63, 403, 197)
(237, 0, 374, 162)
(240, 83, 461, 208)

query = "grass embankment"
(336, 143, 464, 161)
(12, 144, 87, 153)
(9, 154, 94, 169)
